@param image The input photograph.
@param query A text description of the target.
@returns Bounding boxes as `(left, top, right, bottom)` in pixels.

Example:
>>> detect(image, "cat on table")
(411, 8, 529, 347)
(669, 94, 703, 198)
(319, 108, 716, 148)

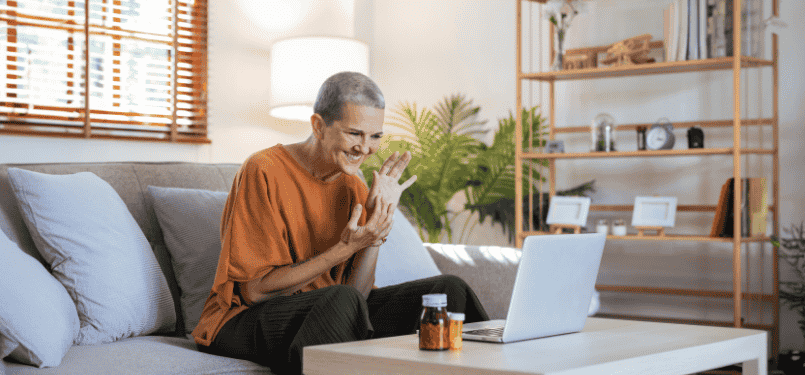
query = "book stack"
(710, 178, 768, 238)
(663, 0, 765, 62)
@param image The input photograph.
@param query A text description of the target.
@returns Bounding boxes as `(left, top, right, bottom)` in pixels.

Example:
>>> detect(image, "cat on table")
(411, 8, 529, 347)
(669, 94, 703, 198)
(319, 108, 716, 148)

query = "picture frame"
(631, 196, 678, 227)
(545, 196, 591, 227)
(545, 140, 565, 154)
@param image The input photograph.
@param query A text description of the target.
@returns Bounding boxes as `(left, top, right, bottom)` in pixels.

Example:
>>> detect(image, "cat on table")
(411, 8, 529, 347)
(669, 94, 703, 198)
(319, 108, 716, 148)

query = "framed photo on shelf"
(631, 196, 677, 227)
(546, 196, 591, 227)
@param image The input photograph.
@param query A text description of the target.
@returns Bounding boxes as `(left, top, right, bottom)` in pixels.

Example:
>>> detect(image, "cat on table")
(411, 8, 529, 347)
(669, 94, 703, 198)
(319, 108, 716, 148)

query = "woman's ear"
(310, 113, 326, 140)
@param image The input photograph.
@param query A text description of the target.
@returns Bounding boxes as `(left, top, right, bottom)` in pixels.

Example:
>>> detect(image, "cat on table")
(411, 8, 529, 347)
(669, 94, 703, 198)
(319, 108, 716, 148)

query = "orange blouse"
(192, 144, 368, 346)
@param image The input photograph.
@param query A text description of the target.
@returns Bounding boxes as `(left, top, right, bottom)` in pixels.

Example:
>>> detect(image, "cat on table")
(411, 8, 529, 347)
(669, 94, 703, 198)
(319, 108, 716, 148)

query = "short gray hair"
(314, 72, 385, 126)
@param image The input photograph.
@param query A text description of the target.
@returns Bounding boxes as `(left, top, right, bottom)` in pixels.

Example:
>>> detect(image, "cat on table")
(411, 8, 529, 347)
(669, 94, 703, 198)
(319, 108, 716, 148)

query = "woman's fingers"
(379, 151, 399, 175)
(365, 196, 382, 227)
(400, 174, 417, 190)
(348, 204, 362, 230)
(387, 151, 411, 178)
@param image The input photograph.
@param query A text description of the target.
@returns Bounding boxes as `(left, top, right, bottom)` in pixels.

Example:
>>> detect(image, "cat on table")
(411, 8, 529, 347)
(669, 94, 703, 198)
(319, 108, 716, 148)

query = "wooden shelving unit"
(515, 0, 780, 359)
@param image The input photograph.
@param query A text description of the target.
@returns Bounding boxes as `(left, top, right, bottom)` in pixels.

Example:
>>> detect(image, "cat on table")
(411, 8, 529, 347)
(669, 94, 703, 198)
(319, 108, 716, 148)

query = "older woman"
(192, 72, 488, 375)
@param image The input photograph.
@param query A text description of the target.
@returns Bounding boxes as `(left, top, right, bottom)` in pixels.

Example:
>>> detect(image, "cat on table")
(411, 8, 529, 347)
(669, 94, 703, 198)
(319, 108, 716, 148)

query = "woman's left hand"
(366, 151, 417, 213)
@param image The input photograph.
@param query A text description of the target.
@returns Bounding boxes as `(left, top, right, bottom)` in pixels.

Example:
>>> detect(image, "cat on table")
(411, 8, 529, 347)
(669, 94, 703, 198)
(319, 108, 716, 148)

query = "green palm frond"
(433, 93, 489, 137)
(362, 98, 484, 243)
(363, 96, 594, 244)
(463, 106, 595, 242)
(775, 222, 805, 339)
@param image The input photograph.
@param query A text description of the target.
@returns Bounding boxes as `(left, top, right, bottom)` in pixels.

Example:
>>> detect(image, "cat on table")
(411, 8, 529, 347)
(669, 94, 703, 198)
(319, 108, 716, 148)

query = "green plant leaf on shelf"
(463, 106, 595, 242)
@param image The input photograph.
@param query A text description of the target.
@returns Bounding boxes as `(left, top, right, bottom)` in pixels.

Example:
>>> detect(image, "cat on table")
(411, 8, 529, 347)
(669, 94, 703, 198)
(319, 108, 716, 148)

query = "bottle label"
(419, 322, 449, 350)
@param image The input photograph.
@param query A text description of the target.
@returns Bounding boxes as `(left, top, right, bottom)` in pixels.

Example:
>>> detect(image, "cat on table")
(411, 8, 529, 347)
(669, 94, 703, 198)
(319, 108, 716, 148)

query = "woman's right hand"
(340, 196, 394, 252)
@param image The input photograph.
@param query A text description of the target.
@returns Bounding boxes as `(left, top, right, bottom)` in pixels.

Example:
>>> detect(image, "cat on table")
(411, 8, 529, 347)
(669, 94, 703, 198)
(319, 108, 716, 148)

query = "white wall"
(367, 0, 805, 352)
(205, 0, 359, 163)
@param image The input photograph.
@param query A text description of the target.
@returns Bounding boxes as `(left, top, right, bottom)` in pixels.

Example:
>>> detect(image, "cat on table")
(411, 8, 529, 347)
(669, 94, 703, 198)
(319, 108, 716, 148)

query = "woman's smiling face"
(316, 102, 385, 178)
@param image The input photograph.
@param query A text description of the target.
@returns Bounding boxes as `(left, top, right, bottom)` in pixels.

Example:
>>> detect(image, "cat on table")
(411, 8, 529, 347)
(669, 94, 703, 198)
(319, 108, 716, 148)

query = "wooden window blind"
(0, 0, 208, 143)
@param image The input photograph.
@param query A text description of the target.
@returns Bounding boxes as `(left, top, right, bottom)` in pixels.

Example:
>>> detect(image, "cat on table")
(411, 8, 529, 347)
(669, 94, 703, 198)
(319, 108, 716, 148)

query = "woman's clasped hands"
(340, 151, 417, 250)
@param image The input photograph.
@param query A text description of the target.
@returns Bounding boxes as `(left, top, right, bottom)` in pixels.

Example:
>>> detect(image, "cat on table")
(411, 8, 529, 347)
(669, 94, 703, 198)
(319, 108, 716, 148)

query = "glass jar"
(591, 113, 617, 152)
(419, 294, 449, 351)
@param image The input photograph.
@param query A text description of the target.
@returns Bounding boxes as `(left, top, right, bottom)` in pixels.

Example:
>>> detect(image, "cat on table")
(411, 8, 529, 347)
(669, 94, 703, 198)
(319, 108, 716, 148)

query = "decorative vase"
(551, 30, 565, 71)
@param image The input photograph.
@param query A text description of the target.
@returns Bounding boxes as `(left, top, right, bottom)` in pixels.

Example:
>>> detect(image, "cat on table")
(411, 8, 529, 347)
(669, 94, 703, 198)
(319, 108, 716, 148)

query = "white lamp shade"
(270, 37, 370, 121)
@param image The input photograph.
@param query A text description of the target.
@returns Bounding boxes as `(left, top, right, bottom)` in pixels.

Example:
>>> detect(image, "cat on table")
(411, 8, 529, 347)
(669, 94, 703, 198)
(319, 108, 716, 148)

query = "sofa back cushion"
(0, 229, 79, 367)
(7, 168, 176, 344)
(148, 186, 229, 334)
(0, 162, 240, 336)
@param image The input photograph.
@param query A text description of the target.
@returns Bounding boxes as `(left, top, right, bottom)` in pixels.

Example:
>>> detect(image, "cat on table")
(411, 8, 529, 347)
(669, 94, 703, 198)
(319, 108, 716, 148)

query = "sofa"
(0, 161, 598, 374)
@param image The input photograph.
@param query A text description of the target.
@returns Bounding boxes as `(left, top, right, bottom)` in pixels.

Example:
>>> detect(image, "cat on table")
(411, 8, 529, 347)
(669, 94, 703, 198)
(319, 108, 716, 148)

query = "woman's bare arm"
(241, 242, 354, 303)
(344, 200, 393, 298)
(242, 197, 392, 305)
(343, 245, 380, 299)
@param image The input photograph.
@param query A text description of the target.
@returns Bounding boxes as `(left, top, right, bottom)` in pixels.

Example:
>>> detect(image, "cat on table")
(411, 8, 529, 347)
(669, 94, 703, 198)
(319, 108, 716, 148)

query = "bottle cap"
(448, 312, 465, 321)
(422, 293, 447, 307)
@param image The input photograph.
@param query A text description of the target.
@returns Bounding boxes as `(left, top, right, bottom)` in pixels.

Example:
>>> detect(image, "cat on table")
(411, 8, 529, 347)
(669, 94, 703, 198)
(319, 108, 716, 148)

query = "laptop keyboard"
(464, 326, 504, 337)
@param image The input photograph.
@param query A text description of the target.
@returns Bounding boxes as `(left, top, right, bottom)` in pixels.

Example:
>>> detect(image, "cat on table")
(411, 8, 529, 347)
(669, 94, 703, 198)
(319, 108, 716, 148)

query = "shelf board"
(520, 56, 773, 81)
(595, 285, 776, 302)
(588, 204, 776, 213)
(522, 147, 774, 159)
(519, 231, 772, 243)
(593, 313, 773, 331)
(605, 234, 772, 243)
(591, 204, 717, 212)
(552, 118, 774, 134)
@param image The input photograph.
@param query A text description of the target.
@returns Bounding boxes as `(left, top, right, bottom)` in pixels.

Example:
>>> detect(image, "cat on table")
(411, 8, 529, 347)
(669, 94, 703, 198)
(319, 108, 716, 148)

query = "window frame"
(0, 0, 209, 144)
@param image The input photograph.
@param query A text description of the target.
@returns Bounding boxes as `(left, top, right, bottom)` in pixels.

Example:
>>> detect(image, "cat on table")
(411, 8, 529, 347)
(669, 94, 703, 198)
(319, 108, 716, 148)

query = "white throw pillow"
(0, 230, 79, 367)
(374, 209, 442, 287)
(148, 186, 227, 334)
(7, 169, 176, 345)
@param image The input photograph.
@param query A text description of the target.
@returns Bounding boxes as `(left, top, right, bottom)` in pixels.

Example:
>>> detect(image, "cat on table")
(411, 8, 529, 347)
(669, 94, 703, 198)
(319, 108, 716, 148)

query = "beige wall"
(0, 0, 356, 164)
(1, 0, 802, 352)
(366, 0, 805, 352)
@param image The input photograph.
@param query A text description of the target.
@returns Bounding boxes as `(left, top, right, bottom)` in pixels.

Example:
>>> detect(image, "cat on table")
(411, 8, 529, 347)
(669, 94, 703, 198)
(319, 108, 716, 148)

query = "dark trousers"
(199, 275, 489, 375)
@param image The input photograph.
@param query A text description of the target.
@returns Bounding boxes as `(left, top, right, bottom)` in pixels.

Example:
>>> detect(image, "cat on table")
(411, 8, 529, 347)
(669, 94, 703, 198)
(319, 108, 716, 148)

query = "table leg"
(742, 357, 767, 375)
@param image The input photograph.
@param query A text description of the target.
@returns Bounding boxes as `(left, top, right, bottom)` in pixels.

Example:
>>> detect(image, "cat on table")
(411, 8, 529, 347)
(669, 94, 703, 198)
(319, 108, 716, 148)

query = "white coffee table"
(303, 317, 767, 375)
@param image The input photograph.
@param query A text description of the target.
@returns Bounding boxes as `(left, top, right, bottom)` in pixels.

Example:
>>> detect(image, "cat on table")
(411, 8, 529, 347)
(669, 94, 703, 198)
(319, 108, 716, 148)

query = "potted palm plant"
(772, 222, 805, 373)
(361, 94, 594, 244)
(773, 223, 805, 338)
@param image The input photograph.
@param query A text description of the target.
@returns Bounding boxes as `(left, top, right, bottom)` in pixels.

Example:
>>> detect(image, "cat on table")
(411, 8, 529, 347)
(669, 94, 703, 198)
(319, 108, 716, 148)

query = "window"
(0, 0, 208, 143)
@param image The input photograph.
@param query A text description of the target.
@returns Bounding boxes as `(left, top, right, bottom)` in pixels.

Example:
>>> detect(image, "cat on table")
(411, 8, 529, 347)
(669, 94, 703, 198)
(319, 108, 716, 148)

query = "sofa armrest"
(425, 244, 519, 320)
(424, 244, 601, 320)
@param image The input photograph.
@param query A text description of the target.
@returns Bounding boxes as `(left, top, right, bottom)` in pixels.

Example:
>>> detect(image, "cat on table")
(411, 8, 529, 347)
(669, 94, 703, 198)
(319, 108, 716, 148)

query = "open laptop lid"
(501, 233, 606, 343)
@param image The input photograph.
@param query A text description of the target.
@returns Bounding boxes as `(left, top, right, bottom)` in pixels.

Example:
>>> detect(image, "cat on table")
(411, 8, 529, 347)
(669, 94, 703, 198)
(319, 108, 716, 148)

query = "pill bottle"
(419, 294, 449, 351)
(448, 312, 464, 350)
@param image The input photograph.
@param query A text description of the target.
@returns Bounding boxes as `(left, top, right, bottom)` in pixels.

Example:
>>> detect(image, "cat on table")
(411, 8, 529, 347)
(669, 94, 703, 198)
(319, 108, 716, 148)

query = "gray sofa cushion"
(0, 162, 240, 336)
(426, 244, 519, 320)
(148, 186, 229, 334)
(2, 336, 273, 374)
(427, 244, 601, 320)
(375, 209, 441, 287)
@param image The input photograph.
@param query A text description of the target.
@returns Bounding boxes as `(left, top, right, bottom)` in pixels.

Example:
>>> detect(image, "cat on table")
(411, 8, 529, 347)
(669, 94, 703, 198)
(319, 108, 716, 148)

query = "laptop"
(463, 233, 606, 343)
